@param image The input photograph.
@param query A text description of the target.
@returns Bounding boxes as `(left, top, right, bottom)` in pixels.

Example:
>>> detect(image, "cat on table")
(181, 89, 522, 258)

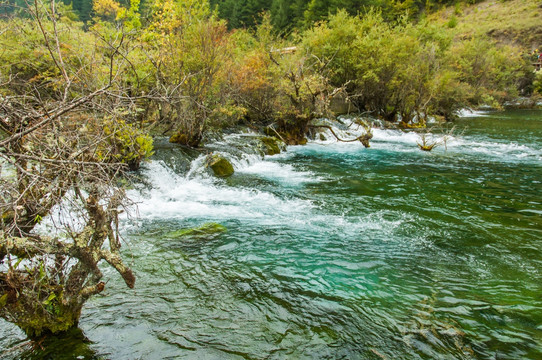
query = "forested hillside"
(210, 0, 470, 31)
(3, 0, 490, 28)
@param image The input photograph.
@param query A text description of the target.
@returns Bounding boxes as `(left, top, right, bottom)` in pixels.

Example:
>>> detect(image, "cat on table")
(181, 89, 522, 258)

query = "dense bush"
(534, 71, 542, 95)
(301, 9, 529, 123)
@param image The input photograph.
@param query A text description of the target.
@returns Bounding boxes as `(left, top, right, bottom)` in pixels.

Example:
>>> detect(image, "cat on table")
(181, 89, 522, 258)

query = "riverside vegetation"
(0, 0, 541, 341)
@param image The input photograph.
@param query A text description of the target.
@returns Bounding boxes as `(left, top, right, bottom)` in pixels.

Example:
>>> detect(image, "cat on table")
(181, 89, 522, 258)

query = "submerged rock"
(208, 154, 234, 177)
(150, 137, 201, 174)
(167, 222, 227, 239)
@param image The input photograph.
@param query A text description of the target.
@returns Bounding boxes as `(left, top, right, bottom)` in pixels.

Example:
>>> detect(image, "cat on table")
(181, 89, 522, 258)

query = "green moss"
(208, 155, 234, 177)
(167, 222, 227, 239)
(5, 292, 82, 338)
(169, 131, 188, 145)
(0, 293, 8, 308)
(18, 306, 80, 338)
(260, 136, 282, 155)
(1, 210, 14, 221)
(98, 118, 154, 171)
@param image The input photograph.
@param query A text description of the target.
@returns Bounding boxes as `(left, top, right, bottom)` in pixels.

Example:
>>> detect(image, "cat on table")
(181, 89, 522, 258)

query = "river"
(1, 110, 541, 359)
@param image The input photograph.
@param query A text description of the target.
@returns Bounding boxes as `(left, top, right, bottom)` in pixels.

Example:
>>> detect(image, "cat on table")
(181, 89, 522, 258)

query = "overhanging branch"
(310, 124, 373, 147)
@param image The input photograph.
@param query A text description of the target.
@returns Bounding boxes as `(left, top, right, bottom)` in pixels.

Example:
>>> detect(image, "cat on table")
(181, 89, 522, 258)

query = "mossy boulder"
(263, 126, 306, 145)
(169, 132, 188, 145)
(169, 131, 202, 147)
(167, 222, 227, 239)
(207, 154, 234, 177)
(259, 136, 284, 155)
(297, 137, 308, 145)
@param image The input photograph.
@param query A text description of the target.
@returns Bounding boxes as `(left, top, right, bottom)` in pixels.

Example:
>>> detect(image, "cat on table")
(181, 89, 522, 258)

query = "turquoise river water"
(1, 110, 541, 359)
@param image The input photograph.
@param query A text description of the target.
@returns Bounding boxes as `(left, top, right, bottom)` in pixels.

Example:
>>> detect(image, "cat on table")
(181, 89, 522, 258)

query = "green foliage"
(303, 0, 334, 25)
(139, 0, 235, 146)
(1, 0, 533, 140)
(270, 0, 307, 31)
(449, 36, 525, 105)
(533, 71, 542, 95)
(0, 16, 93, 98)
(116, 0, 142, 30)
(224, 14, 331, 142)
(301, 8, 528, 122)
(210, 0, 270, 29)
(209, 0, 493, 31)
(68, 0, 93, 22)
(302, 9, 442, 122)
(447, 14, 457, 28)
(99, 118, 154, 170)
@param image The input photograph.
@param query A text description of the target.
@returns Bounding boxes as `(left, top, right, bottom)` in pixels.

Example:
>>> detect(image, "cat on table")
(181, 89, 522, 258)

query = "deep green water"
(1, 110, 541, 359)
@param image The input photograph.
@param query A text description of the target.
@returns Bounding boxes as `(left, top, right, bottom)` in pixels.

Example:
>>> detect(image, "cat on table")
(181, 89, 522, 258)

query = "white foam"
(456, 109, 491, 118)
(237, 158, 321, 185)
(447, 137, 541, 162)
(229, 153, 264, 170)
(308, 120, 541, 162)
(127, 161, 313, 223)
(518, 209, 542, 215)
(310, 125, 452, 154)
(372, 129, 421, 145)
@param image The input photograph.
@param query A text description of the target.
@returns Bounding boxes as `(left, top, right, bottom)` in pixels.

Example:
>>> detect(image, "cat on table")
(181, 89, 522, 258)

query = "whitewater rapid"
(123, 116, 541, 236)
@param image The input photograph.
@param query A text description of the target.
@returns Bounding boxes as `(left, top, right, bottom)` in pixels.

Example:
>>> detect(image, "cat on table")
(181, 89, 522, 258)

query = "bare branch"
(100, 250, 135, 288)
(310, 124, 373, 147)
(27, 0, 70, 89)
(0, 86, 110, 148)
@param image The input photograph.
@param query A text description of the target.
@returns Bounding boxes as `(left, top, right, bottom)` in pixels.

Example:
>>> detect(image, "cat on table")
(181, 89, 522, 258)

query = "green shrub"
(99, 118, 154, 170)
(533, 70, 542, 95)
(447, 14, 458, 28)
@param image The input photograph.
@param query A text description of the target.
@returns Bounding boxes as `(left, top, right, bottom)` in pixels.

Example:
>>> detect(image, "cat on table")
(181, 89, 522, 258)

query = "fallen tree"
(310, 117, 374, 148)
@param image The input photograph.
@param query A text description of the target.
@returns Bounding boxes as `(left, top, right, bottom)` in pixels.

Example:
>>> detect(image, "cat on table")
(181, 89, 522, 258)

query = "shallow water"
(1, 110, 541, 359)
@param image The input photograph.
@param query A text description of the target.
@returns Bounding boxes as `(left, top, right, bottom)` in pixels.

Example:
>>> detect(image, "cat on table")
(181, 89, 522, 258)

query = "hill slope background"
(431, 0, 542, 50)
